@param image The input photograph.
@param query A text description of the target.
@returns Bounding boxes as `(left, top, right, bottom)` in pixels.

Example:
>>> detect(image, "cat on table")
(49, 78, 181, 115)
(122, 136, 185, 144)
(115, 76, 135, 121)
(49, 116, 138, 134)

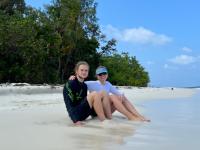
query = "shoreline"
(0, 85, 199, 150)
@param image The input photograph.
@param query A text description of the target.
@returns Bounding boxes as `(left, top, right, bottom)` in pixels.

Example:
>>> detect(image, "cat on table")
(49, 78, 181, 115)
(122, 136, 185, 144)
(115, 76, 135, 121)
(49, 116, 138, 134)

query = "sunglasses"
(98, 72, 107, 76)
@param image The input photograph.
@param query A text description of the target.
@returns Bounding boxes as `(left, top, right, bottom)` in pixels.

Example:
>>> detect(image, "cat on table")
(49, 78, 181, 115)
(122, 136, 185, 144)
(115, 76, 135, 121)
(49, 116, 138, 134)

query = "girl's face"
(97, 72, 108, 83)
(76, 64, 89, 79)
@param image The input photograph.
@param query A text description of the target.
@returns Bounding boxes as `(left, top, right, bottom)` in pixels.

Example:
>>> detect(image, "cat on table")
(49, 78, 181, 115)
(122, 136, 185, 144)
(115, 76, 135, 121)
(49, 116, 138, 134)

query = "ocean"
(112, 89, 200, 150)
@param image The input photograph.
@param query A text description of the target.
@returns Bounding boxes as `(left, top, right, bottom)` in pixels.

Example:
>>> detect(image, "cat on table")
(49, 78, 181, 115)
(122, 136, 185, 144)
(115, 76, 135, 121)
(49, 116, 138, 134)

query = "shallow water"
(0, 88, 199, 150)
(56, 90, 200, 150)
(113, 90, 200, 150)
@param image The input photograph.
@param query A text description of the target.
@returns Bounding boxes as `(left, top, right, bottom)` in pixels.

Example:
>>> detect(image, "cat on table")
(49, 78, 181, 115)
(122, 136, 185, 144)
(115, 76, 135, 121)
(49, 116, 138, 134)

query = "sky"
(25, 0, 200, 87)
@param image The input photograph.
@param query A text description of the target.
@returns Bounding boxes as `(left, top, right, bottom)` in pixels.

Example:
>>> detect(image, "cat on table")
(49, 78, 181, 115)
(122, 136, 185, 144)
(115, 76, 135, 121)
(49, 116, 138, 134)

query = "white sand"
(0, 84, 199, 150)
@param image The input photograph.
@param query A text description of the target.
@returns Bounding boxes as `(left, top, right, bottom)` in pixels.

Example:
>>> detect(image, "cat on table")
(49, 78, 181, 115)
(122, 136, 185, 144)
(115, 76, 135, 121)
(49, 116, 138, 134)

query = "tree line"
(0, 0, 150, 86)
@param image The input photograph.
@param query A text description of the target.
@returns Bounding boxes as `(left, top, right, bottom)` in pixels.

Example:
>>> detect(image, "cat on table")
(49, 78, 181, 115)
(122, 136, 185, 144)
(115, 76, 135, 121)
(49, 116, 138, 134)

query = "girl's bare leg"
(87, 92, 106, 121)
(109, 95, 140, 121)
(110, 102, 116, 114)
(99, 91, 112, 119)
(122, 96, 150, 122)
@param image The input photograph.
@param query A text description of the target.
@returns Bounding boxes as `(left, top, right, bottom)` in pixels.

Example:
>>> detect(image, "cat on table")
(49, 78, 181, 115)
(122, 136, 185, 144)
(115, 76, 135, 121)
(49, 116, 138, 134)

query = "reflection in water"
(32, 91, 200, 150)
(65, 116, 142, 150)
(122, 91, 200, 150)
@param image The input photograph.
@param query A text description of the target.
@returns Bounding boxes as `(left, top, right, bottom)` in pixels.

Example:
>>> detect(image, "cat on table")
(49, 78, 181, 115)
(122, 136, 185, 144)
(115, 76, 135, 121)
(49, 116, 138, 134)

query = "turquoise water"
(117, 90, 200, 150)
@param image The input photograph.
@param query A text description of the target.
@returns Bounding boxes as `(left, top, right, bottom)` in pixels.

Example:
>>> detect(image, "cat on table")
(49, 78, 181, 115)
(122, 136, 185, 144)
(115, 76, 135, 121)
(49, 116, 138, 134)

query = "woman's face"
(76, 64, 89, 79)
(97, 72, 108, 82)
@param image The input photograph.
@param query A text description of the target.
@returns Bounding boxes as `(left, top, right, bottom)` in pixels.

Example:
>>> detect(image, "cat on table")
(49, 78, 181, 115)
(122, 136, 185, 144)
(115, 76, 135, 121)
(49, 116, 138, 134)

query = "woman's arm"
(108, 82, 123, 96)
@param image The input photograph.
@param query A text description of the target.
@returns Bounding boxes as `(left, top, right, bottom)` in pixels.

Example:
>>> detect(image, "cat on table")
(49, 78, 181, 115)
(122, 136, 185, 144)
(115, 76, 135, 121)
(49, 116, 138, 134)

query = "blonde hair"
(74, 61, 89, 72)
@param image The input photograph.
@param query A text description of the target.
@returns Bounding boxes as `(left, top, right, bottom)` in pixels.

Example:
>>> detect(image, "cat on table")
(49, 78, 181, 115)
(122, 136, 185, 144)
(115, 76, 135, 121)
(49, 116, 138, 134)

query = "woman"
(70, 66, 150, 121)
(86, 66, 150, 122)
(63, 61, 111, 125)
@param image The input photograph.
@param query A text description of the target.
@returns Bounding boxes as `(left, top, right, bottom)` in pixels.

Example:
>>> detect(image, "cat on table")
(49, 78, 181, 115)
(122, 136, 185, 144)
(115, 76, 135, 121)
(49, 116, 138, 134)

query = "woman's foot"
(129, 116, 150, 122)
(128, 116, 143, 121)
(140, 116, 151, 122)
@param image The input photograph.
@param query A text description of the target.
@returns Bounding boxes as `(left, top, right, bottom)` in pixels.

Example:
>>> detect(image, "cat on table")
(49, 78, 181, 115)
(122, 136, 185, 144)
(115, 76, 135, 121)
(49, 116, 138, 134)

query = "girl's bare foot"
(74, 121, 84, 126)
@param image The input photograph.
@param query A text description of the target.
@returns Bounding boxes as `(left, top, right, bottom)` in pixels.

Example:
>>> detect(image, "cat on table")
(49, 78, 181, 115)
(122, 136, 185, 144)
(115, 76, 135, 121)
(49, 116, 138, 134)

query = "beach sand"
(0, 85, 199, 150)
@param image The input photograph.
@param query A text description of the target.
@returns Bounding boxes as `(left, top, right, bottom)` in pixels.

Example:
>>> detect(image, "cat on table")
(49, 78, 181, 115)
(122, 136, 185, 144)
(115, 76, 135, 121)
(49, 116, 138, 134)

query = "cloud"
(102, 25, 172, 45)
(182, 47, 192, 52)
(169, 55, 197, 65)
(164, 64, 177, 70)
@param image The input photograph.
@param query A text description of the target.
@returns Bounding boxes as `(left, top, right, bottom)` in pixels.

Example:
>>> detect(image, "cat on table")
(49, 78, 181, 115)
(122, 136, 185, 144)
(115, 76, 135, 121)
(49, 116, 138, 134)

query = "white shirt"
(85, 80, 122, 95)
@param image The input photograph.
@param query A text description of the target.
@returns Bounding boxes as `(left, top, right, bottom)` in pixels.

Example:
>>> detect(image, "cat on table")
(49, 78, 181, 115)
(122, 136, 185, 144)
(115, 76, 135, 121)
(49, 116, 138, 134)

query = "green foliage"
(0, 7, 61, 83)
(100, 38, 117, 56)
(100, 53, 150, 86)
(0, 0, 25, 15)
(46, 0, 100, 81)
(0, 0, 150, 86)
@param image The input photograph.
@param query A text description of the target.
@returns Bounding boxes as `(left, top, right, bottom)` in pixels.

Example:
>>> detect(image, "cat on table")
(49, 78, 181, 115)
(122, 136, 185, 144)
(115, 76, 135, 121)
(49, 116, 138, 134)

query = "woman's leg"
(87, 91, 106, 121)
(109, 95, 140, 121)
(99, 91, 112, 119)
(110, 102, 116, 114)
(121, 96, 150, 122)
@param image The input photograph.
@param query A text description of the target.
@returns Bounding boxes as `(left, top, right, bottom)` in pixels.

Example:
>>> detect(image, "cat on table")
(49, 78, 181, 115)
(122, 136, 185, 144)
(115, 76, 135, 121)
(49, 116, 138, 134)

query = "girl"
(63, 62, 111, 125)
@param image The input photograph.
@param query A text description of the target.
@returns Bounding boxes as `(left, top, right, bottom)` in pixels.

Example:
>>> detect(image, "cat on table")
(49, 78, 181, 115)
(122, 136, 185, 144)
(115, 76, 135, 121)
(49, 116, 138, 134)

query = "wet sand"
(0, 85, 199, 150)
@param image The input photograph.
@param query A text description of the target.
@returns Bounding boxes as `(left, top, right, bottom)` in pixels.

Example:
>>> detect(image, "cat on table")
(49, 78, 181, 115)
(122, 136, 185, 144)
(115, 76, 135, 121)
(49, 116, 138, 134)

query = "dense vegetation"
(0, 0, 150, 86)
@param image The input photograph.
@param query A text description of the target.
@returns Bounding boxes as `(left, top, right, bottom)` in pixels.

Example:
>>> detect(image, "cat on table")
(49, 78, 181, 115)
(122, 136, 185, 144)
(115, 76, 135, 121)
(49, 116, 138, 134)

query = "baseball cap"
(96, 67, 108, 75)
